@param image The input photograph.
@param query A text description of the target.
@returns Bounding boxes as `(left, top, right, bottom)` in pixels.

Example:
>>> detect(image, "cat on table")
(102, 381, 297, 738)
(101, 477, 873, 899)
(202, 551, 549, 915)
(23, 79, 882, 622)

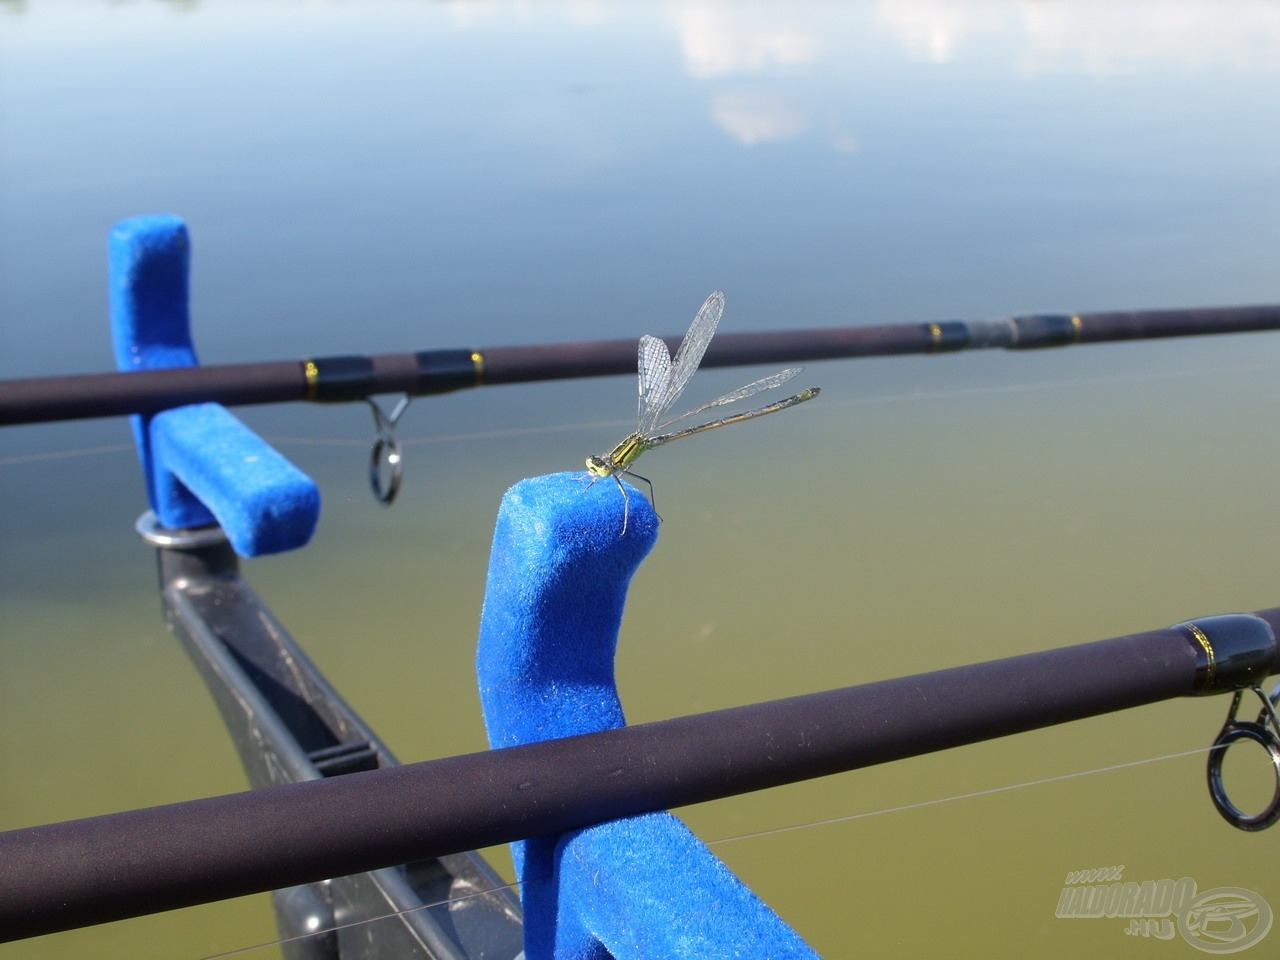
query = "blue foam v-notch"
(109, 215, 319, 556)
(477, 473, 819, 959)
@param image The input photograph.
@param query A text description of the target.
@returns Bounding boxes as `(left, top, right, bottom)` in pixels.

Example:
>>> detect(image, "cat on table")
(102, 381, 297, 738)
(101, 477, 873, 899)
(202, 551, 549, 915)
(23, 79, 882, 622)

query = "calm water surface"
(3, 1, 1280, 957)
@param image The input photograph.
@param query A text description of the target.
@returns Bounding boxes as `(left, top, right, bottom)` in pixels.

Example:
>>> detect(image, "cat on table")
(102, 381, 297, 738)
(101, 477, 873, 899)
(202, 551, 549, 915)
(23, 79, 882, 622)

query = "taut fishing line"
(190, 747, 1214, 960)
(704, 746, 1215, 846)
(3, 359, 1270, 956)
(0, 442, 132, 467)
(196, 878, 526, 960)
(4, 358, 1276, 468)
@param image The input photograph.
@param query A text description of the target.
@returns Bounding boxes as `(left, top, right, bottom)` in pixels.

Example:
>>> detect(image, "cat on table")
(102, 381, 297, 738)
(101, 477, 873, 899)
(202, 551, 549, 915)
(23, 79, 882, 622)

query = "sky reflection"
(3, 5, 1280, 957)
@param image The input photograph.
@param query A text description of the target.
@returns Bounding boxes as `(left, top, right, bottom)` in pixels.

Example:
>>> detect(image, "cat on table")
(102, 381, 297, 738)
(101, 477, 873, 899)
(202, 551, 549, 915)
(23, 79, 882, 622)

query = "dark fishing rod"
(1, 609, 1276, 942)
(3, 303, 1279, 427)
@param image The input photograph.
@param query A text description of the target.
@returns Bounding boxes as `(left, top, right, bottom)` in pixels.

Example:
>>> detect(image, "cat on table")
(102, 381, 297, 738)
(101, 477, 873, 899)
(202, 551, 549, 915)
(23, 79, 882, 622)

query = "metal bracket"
(138, 513, 523, 959)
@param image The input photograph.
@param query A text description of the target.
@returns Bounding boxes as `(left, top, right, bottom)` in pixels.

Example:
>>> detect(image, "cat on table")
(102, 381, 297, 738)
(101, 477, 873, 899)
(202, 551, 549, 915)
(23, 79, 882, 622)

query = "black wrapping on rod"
(5, 303, 1280, 426)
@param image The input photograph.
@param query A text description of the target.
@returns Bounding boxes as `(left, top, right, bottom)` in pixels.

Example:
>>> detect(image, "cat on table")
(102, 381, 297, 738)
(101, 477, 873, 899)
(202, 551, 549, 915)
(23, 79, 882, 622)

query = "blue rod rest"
(109, 215, 320, 557)
(477, 473, 818, 960)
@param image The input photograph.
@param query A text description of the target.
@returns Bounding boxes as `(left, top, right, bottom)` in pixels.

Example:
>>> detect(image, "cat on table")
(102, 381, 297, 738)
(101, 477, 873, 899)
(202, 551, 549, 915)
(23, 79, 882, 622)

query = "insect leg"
(623, 469, 661, 525)
(613, 475, 631, 536)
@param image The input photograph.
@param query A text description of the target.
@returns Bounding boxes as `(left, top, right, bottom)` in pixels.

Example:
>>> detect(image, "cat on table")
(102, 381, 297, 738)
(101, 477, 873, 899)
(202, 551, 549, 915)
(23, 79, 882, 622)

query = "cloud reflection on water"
(878, 0, 1280, 73)
(671, 0, 1280, 150)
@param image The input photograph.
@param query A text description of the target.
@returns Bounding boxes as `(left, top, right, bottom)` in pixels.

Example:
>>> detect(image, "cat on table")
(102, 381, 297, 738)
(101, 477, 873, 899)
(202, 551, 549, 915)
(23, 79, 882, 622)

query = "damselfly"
(586, 290, 820, 533)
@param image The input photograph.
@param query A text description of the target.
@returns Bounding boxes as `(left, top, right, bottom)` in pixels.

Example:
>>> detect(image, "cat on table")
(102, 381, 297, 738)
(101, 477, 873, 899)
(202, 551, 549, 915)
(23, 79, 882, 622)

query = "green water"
(4, 2, 1280, 957)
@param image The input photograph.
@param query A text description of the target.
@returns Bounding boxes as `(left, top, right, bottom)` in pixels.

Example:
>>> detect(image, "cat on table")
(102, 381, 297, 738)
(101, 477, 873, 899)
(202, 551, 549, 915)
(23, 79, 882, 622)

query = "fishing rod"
(3, 303, 1279, 427)
(2, 605, 1276, 941)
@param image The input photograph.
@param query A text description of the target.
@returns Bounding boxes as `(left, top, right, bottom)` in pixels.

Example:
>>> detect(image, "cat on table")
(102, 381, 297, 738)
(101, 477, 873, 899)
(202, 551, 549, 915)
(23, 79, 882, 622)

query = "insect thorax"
(587, 433, 646, 477)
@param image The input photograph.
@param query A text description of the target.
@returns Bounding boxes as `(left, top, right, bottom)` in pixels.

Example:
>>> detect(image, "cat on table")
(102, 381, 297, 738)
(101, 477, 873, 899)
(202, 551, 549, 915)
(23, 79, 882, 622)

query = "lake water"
(3, 1, 1280, 957)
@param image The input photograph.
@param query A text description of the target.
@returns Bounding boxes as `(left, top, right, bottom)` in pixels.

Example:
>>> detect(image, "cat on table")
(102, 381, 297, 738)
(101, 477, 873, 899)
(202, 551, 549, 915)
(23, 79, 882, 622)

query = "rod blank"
(3, 304, 1279, 426)
(2, 609, 1275, 942)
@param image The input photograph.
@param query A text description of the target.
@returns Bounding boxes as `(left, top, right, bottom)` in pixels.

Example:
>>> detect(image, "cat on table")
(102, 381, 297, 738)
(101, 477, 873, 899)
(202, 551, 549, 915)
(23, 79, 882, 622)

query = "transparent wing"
(636, 335, 673, 427)
(655, 367, 803, 430)
(647, 385, 819, 447)
(643, 290, 725, 433)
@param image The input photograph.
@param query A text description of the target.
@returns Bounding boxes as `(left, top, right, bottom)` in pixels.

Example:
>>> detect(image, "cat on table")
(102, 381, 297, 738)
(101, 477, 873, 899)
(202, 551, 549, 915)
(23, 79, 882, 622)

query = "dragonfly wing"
(649, 290, 724, 430)
(656, 367, 803, 430)
(636, 335, 673, 428)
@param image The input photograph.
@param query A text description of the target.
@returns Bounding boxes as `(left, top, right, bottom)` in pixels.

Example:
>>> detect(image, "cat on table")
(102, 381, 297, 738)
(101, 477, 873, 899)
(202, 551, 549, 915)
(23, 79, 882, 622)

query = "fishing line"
(5, 358, 1276, 469)
(0, 442, 132, 467)
(190, 747, 1214, 960)
(5, 357, 1271, 957)
(821, 358, 1280, 410)
(268, 415, 632, 450)
(704, 746, 1214, 846)
(196, 877, 527, 960)
(266, 357, 1280, 450)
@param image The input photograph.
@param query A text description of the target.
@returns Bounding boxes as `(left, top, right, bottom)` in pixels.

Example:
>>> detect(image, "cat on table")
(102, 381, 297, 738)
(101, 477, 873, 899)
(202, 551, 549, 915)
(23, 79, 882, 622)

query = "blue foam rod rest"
(109, 214, 319, 556)
(477, 473, 819, 960)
